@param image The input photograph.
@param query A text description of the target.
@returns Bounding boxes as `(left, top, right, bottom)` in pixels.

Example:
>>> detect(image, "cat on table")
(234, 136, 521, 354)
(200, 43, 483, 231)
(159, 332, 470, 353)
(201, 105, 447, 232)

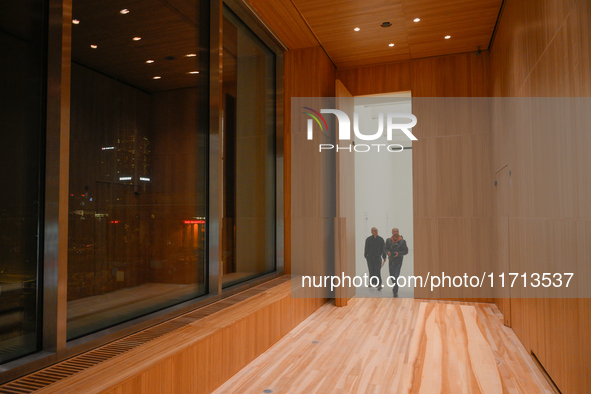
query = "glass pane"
(221, 8, 276, 288)
(68, 0, 209, 340)
(0, 0, 45, 363)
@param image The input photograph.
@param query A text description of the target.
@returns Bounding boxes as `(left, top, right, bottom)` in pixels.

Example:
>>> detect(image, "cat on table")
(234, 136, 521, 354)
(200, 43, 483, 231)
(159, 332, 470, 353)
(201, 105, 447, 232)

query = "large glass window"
(0, 0, 46, 363)
(221, 7, 276, 288)
(0, 0, 281, 376)
(67, 0, 209, 340)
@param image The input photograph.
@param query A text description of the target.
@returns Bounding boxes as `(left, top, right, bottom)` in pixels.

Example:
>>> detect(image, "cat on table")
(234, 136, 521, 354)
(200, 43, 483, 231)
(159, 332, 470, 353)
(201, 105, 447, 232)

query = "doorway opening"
(353, 92, 414, 298)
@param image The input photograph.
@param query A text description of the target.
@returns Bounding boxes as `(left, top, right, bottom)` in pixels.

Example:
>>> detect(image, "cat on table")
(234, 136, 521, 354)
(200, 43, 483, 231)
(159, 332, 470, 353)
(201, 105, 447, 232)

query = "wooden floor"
(212, 298, 554, 394)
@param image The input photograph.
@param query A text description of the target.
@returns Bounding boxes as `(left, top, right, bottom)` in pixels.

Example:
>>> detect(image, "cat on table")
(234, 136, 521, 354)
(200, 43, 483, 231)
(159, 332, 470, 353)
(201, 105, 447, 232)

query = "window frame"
(0, 0, 285, 384)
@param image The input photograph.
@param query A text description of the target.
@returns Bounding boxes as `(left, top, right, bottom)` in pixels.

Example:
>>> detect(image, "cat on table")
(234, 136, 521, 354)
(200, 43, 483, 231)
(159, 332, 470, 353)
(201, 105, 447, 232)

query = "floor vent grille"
(0, 276, 289, 393)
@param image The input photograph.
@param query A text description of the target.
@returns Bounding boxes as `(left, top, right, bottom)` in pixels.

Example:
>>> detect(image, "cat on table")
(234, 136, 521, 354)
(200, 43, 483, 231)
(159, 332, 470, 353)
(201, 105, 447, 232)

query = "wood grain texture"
(334, 217, 347, 306)
(401, 0, 501, 60)
(336, 60, 412, 97)
(490, 0, 591, 392)
(493, 165, 510, 325)
(412, 54, 493, 302)
(412, 218, 494, 301)
(286, 0, 501, 68)
(12, 277, 328, 394)
(490, 0, 588, 98)
(291, 0, 411, 68)
(406, 304, 504, 394)
(246, 0, 319, 49)
(212, 299, 553, 393)
(412, 133, 492, 218)
(335, 79, 356, 302)
(410, 51, 491, 97)
(336, 51, 490, 97)
(284, 46, 336, 278)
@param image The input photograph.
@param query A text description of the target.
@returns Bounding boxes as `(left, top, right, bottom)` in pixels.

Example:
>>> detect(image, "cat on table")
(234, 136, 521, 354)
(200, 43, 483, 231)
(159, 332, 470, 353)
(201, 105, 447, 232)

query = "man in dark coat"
(384, 227, 409, 297)
(364, 227, 386, 289)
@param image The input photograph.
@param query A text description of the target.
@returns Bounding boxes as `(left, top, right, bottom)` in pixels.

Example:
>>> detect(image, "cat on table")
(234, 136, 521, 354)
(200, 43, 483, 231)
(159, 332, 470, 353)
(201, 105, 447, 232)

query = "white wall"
(354, 96, 414, 297)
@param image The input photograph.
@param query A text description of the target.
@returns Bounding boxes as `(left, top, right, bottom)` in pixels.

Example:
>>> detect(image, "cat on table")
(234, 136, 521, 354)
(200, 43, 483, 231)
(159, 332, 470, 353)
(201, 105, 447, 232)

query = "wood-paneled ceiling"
(71, 0, 503, 89)
(250, 0, 503, 69)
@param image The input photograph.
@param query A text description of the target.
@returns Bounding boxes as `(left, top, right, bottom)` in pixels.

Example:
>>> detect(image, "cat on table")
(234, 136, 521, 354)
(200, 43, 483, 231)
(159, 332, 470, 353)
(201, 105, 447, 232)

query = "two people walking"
(364, 227, 408, 297)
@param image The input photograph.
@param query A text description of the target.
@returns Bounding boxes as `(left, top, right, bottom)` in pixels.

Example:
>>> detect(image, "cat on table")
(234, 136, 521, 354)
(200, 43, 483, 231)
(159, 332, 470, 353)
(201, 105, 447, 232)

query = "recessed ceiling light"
(153, 76, 161, 79)
(120, 9, 129, 14)
(185, 53, 197, 57)
(188, 71, 200, 74)
(413, 18, 420, 22)
(90, 44, 98, 49)
(389, 43, 395, 47)
(133, 37, 141, 41)
(72, 19, 80, 24)
(354, 27, 360, 31)
(445, 35, 451, 39)
(146, 60, 154, 63)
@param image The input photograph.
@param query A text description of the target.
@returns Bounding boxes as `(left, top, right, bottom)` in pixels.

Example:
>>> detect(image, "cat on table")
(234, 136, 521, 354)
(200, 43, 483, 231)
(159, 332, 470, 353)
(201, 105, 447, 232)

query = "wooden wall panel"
(336, 51, 489, 97)
(284, 46, 336, 275)
(335, 80, 356, 303)
(412, 134, 492, 219)
(490, 0, 591, 392)
(336, 61, 411, 96)
(31, 279, 327, 394)
(410, 51, 490, 97)
(493, 166, 511, 324)
(413, 218, 494, 300)
(490, 0, 590, 97)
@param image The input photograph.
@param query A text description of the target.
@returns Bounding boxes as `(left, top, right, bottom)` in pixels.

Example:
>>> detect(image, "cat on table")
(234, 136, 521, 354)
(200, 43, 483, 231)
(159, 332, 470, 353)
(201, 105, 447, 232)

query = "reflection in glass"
(68, 0, 209, 340)
(222, 8, 276, 287)
(0, 0, 45, 363)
